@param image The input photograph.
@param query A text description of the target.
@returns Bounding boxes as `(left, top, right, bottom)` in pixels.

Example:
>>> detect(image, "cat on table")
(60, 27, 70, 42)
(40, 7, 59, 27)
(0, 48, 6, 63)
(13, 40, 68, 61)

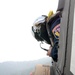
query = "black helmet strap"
(40, 42, 48, 51)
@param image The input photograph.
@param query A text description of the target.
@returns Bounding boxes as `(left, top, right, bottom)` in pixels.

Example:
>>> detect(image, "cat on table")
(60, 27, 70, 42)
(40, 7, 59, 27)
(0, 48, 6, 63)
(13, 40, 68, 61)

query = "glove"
(47, 46, 52, 56)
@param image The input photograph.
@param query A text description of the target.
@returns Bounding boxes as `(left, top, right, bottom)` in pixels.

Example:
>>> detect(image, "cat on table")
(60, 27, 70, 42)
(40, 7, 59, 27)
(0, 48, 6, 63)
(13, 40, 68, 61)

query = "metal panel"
(65, 0, 75, 75)
(70, 7, 75, 74)
(51, 0, 75, 75)
(57, 0, 65, 11)
(52, 0, 72, 75)
(56, 0, 74, 75)
(56, 0, 71, 74)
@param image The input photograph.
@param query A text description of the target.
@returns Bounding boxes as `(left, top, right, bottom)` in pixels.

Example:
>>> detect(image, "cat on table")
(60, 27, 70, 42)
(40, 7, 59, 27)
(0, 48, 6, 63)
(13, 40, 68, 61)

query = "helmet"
(31, 15, 51, 44)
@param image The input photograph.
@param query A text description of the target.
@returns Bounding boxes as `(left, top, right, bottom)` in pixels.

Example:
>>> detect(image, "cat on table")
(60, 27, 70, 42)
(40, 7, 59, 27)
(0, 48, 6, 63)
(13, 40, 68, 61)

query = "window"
(70, 4, 75, 75)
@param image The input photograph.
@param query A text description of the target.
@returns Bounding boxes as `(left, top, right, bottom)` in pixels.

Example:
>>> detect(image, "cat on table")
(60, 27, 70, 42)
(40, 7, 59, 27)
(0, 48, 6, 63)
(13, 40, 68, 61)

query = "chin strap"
(40, 42, 48, 51)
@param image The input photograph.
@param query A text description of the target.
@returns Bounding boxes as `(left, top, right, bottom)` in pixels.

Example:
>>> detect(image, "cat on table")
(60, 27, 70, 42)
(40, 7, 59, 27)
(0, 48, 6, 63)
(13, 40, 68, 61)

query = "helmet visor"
(32, 26, 43, 41)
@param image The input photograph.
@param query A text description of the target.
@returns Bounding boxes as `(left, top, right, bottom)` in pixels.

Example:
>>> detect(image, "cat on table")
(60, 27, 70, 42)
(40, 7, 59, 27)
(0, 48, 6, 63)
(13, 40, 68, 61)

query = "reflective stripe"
(33, 16, 46, 26)
(52, 24, 60, 39)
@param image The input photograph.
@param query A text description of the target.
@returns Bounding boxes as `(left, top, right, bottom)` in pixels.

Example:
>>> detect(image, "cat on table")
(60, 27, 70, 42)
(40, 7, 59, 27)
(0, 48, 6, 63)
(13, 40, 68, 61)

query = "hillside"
(0, 57, 52, 75)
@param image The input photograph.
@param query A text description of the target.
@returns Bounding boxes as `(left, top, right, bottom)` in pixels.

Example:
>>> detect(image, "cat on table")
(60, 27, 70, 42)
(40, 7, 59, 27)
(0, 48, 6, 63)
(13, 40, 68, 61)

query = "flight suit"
(49, 18, 61, 62)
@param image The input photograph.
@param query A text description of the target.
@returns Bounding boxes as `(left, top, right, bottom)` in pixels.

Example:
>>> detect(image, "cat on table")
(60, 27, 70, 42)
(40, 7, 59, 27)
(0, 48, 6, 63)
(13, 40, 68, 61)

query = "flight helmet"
(31, 15, 51, 44)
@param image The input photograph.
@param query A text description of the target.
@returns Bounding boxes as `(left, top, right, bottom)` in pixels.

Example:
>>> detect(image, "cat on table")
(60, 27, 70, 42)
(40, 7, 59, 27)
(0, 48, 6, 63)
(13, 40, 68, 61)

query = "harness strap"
(46, 22, 54, 47)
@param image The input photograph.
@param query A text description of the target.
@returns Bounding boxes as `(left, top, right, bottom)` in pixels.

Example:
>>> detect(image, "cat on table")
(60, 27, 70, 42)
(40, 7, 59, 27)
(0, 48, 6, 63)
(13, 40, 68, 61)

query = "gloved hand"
(47, 45, 58, 62)
(47, 46, 52, 56)
(50, 44, 58, 62)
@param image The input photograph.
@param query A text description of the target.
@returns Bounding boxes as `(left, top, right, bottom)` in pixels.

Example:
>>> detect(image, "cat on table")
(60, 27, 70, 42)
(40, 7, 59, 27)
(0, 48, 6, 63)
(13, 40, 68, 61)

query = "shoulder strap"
(46, 22, 54, 47)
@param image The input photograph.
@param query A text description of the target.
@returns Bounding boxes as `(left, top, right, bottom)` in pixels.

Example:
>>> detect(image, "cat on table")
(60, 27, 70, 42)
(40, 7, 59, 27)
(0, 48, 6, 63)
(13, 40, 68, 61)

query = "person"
(31, 11, 61, 62)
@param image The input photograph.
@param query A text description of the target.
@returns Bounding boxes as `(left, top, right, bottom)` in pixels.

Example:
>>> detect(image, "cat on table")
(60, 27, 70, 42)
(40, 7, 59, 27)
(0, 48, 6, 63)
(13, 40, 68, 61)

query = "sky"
(0, 0, 59, 62)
